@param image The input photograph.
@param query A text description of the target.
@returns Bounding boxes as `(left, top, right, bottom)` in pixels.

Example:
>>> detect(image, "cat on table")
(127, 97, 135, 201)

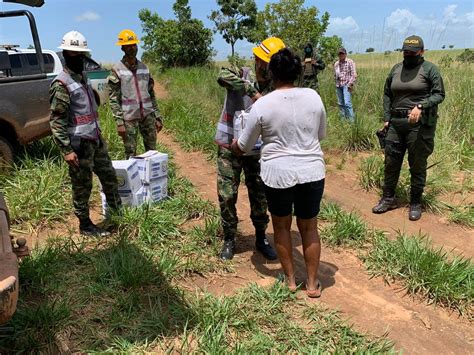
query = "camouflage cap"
(402, 35, 424, 51)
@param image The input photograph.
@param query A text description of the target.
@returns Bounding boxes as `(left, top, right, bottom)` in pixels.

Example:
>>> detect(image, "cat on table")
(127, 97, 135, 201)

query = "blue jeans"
(336, 85, 354, 120)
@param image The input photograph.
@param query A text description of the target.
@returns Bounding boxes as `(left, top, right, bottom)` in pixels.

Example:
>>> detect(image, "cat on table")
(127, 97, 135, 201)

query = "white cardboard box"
(131, 150, 168, 183)
(112, 160, 142, 193)
(101, 188, 145, 215)
(144, 177, 168, 203)
(233, 111, 262, 156)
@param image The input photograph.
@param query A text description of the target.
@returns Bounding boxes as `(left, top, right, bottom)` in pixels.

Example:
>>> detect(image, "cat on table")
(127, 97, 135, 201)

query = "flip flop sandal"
(306, 280, 322, 298)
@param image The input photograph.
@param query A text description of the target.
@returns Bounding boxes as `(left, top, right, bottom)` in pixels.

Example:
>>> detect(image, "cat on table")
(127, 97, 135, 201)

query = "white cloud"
(75, 11, 100, 22)
(328, 16, 360, 33)
(443, 4, 457, 19)
(386, 9, 423, 34)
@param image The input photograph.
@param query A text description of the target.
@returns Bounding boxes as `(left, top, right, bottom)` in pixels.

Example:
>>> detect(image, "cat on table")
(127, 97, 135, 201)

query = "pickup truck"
(0, 21, 110, 168)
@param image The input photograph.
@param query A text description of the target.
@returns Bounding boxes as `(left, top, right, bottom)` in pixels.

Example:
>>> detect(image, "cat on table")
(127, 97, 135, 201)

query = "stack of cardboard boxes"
(101, 150, 168, 215)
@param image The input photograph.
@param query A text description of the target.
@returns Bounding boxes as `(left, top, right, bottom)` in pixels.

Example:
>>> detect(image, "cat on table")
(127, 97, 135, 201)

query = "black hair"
(269, 48, 302, 84)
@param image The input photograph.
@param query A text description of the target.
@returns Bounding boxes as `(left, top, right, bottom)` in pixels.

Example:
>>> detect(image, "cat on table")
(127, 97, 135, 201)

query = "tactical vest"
(53, 71, 100, 140)
(113, 61, 154, 121)
(303, 59, 316, 77)
(215, 67, 253, 147)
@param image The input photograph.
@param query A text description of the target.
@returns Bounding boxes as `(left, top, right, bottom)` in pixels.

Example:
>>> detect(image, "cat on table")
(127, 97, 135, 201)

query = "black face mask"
(64, 54, 84, 74)
(403, 54, 423, 68)
(123, 46, 138, 59)
(304, 46, 313, 58)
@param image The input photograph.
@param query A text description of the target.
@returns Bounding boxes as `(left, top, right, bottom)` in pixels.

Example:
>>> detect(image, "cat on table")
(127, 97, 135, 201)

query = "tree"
(139, 0, 213, 68)
(442, 45, 446, 49)
(449, 44, 454, 49)
(250, 0, 330, 53)
(366, 47, 375, 53)
(318, 35, 343, 63)
(209, 0, 257, 57)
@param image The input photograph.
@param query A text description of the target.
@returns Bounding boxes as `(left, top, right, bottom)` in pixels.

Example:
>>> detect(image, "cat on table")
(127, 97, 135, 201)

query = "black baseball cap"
(402, 35, 424, 52)
(338, 47, 347, 54)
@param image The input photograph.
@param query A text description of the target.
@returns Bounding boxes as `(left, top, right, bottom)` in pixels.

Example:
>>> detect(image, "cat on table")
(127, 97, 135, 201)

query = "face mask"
(304, 46, 313, 58)
(255, 62, 269, 82)
(64, 54, 84, 74)
(403, 54, 422, 67)
(123, 45, 138, 59)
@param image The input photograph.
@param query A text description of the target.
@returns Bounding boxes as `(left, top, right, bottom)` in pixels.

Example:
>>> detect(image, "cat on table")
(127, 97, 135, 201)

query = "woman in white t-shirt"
(231, 48, 327, 298)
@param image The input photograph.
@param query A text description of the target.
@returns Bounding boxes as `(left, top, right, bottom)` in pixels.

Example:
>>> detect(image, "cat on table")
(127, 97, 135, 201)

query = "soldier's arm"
(49, 82, 73, 155)
(217, 67, 259, 98)
(314, 55, 325, 71)
(383, 67, 395, 122)
(148, 76, 163, 124)
(422, 63, 446, 108)
(107, 70, 125, 127)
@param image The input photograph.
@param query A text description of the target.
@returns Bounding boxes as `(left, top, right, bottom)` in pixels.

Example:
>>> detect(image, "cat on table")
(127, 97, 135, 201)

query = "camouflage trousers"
(217, 147, 269, 240)
(123, 113, 157, 158)
(384, 119, 436, 199)
(69, 137, 121, 222)
(300, 75, 319, 91)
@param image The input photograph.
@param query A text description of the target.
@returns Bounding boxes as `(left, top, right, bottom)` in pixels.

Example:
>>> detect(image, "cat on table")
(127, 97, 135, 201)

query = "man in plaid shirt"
(334, 47, 357, 120)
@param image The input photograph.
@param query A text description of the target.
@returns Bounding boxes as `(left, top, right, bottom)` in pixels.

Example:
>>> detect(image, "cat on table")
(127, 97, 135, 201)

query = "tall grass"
(158, 66, 224, 159)
(157, 51, 472, 197)
(0, 140, 70, 224)
(318, 201, 473, 316)
(357, 153, 444, 212)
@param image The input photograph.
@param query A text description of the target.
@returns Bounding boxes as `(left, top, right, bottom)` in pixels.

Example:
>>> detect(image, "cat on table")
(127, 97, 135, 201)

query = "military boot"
(409, 191, 423, 221)
(255, 229, 277, 260)
(372, 189, 397, 214)
(79, 218, 110, 237)
(220, 237, 235, 260)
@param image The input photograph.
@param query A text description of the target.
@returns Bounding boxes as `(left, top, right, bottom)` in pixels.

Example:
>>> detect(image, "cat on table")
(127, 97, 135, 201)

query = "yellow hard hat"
(252, 37, 286, 63)
(116, 29, 140, 46)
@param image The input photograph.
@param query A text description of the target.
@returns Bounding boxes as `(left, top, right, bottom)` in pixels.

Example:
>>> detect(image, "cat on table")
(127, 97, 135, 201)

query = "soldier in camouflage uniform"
(215, 37, 285, 260)
(50, 31, 121, 237)
(373, 35, 445, 221)
(108, 29, 163, 159)
(299, 42, 325, 90)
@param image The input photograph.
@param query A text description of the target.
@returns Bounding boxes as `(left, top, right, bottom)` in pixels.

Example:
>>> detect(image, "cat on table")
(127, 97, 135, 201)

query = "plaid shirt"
(334, 58, 357, 87)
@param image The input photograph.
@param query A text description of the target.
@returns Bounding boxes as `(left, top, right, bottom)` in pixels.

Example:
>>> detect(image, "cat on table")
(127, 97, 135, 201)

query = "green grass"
(318, 201, 474, 316)
(364, 233, 474, 314)
(0, 103, 394, 352)
(448, 205, 474, 228)
(158, 66, 224, 160)
(357, 153, 445, 213)
(1, 240, 395, 353)
(0, 146, 70, 224)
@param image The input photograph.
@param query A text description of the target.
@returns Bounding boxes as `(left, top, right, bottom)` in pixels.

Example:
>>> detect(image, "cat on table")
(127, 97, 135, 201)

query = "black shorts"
(264, 179, 325, 219)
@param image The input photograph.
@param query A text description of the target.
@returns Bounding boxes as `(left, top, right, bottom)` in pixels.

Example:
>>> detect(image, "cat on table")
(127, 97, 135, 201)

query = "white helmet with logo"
(58, 31, 91, 52)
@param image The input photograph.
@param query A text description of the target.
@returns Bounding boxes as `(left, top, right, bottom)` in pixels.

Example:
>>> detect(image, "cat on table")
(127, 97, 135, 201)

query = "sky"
(0, 0, 472, 63)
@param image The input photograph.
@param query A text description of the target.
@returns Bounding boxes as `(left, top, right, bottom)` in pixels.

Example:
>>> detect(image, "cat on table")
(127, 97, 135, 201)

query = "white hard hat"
(58, 31, 91, 52)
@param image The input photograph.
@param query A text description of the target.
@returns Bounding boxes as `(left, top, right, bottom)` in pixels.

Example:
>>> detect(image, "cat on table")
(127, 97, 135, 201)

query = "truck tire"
(0, 137, 14, 171)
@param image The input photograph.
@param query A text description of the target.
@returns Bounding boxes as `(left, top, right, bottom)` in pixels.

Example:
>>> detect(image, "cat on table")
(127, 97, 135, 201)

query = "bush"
(456, 49, 474, 64)
(439, 54, 454, 68)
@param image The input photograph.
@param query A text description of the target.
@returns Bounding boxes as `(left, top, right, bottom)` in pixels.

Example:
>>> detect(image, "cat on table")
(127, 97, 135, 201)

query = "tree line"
(139, 0, 343, 68)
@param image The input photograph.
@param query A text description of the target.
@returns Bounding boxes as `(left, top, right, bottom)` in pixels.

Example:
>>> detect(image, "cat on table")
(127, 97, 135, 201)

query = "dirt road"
(157, 129, 473, 354)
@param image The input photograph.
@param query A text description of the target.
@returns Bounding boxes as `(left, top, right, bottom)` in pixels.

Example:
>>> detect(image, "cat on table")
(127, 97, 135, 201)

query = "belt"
(390, 110, 409, 118)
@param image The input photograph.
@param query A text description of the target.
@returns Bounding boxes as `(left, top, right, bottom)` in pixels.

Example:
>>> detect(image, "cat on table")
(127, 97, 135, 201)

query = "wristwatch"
(416, 103, 423, 110)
